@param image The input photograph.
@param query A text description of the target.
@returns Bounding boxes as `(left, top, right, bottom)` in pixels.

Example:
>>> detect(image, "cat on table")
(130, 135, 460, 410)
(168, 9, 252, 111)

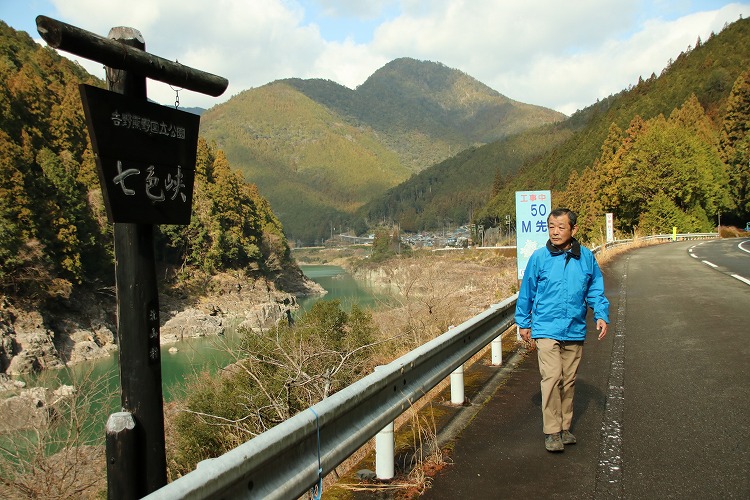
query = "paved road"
(687, 237, 750, 285)
(422, 240, 750, 499)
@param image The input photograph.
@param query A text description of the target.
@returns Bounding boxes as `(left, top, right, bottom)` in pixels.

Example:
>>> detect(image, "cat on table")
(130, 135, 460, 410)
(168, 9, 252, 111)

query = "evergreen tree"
(0, 132, 32, 284)
(491, 168, 503, 197)
(719, 69, 750, 222)
(561, 96, 729, 241)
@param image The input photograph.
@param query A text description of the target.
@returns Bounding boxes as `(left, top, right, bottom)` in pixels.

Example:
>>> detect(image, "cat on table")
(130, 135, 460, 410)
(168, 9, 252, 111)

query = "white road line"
(596, 255, 628, 497)
(731, 274, 750, 286)
(739, 240, 750, 255)
(690, 253, 699, 258)
(702, 260, 718, 268)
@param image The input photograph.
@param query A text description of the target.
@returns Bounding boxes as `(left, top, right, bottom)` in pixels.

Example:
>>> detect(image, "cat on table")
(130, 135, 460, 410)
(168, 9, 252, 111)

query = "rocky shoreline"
(0, 269, 325, 433)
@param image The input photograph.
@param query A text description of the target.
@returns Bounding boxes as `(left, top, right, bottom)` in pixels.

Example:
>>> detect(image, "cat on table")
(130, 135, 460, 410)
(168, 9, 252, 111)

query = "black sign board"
(79, 84, 200, 224)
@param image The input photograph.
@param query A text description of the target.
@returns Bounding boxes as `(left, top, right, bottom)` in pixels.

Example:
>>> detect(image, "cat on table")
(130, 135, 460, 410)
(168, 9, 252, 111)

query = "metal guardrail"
(146, 232, 717, 499)
(147, 296, 517, 499)
(592, 233, 718, 254)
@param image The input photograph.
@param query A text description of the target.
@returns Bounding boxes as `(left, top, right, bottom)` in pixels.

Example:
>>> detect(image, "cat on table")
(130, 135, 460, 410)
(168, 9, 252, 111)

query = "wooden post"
(36, 16, 228, 96)
(106, 412, 138, 500)
(108, 26, 167, 496)
(36, 15, 227, 498)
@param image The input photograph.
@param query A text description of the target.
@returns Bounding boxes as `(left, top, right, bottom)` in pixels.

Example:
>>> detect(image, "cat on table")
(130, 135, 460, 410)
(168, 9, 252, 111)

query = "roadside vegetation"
(165, 248, 517, 483)
(0, 366, 115, 498)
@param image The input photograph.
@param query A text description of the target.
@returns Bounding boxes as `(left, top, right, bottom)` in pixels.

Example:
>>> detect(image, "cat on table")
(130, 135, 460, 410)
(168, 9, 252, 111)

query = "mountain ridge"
(364, 16, 750, 237)
(200, 57, 565, 243)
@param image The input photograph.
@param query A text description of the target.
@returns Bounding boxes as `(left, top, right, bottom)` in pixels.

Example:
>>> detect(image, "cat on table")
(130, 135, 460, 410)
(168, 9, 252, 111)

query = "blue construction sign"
(515, 190, 552, 279)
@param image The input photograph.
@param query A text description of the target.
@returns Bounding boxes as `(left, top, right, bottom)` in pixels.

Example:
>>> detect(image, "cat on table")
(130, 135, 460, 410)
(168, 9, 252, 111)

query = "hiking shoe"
(561, 429, 577, 445)
(545, 433, 564, 452)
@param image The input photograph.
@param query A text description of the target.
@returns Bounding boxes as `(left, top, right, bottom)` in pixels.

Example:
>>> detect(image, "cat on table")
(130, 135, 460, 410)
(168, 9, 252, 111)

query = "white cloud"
(311, 0, 397, 19)
(36, 0, 750, 113)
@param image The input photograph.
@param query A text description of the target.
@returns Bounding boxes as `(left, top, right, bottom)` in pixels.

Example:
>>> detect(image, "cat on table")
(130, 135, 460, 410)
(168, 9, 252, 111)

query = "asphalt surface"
(422, 240, 750, 499)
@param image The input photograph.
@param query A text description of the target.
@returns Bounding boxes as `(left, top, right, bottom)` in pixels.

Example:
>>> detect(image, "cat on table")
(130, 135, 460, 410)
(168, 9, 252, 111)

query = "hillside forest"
(1, 16, 750, 305)
(473, 17, 750, 242)
(0, 21, 293, 306)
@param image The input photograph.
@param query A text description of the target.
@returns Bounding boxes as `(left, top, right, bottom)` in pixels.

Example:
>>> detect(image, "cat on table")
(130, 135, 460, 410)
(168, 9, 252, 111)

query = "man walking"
(515, 208, 609, 452)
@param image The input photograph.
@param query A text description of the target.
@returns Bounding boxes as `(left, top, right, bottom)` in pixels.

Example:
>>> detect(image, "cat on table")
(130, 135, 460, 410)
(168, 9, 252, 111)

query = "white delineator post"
(450, 364, 465, 405)
(375, 420, 395, 480)
(374, 366, 395, 480)
(491, 334, 503, 366)
(447, 325, 465, 405)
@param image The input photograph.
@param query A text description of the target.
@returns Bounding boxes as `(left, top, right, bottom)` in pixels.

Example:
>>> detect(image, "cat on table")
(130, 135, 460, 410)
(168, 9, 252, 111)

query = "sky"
(1, 0, 749, 115)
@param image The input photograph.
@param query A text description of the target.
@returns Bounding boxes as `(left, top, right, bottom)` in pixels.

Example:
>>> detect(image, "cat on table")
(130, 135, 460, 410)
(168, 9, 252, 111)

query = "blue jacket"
(515, 239, 609, 341)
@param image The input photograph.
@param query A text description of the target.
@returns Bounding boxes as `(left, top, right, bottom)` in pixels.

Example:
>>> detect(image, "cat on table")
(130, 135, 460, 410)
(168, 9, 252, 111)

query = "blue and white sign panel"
(515, 190, 551, 279)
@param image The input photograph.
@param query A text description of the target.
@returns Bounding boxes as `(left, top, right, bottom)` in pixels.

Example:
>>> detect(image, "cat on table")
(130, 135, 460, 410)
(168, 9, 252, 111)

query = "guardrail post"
(375, 420, 395, 480)
(491, 334, 502, 366)
(373, 366, 395, 480)
(450, 364, 465, 404)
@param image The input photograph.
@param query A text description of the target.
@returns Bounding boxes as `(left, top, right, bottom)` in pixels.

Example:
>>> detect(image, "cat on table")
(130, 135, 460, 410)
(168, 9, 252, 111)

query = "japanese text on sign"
(111, 111, 187, 139)
(515, 190, 552, 279)
(79, 84, 200, 224)
(147, 303, 160, 364)
(114, 161, 187, 203)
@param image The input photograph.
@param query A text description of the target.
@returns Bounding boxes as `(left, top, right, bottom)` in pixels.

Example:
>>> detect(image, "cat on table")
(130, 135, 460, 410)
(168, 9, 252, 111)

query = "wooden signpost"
(79, 84, 200, 224)
(36, 16, 228, 499)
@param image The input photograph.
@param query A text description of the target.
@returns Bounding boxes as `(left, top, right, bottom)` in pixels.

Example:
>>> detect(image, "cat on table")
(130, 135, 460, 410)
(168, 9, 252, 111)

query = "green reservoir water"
(9, 265, 386, 446)
(297, 264, 388, 313)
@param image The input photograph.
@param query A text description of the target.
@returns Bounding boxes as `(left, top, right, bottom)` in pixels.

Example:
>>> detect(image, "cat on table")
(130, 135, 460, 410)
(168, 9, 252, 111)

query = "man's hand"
(519, 327, 531, 342)
(596, 319, 609, 340)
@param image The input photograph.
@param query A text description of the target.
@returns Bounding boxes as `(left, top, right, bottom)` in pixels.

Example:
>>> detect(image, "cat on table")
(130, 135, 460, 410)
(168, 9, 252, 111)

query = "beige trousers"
(536, 338, 584, 434)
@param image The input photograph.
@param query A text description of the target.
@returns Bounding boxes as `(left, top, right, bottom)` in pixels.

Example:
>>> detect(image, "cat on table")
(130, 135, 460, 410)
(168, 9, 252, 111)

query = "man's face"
(548, 214, 578, 248)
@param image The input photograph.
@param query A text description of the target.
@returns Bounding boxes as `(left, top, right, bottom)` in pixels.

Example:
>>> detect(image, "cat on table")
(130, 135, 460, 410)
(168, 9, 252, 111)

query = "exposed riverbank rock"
(160, 278, 313, 341)
(1, 300, 65, 376)
(0, 266, 325, 377)
(237, 300, 295, 332)
(0, 382, 76, 433)
(161, 308, 225, 343)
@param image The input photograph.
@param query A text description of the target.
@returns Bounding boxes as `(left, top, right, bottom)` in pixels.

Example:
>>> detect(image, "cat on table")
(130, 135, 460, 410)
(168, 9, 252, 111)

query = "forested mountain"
(285, 58, 565, 170)
(199, 82, 410, 246)
(366, 16, 750, 239)
(199, 58, 565, 244)
(358, 122, 574, 231)
(482, 15, 750, 239)
(0, 21, 292, 303)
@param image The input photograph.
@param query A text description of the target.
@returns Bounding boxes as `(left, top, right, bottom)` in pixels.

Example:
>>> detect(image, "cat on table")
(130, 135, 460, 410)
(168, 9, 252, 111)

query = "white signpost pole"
(606, 212, 614, 243)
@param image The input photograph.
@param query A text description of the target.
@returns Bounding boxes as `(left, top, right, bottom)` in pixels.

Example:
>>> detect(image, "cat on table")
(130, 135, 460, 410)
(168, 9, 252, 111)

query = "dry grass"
(0, 366, 114, 499)
(358, 250, 518, 363)
(594, 237, 663, 267)
(719, 225, 750, 238)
